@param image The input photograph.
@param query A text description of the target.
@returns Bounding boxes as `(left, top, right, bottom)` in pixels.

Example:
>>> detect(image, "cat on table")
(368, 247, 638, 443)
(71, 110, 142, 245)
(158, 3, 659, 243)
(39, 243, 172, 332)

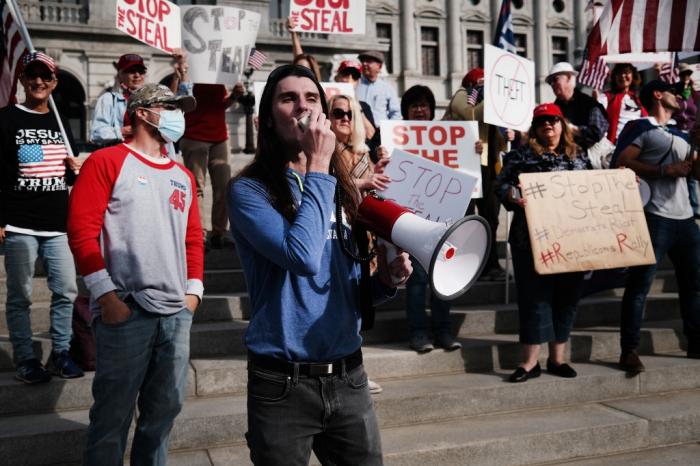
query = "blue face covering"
(144, 108, 185, 143)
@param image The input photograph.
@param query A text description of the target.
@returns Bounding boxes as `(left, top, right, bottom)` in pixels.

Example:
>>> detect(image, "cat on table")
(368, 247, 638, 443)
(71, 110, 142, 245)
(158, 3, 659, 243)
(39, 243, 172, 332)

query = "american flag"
(247, 48, 267, 71)
(584, 0, 700, 65)
(493, 0, 516, 54)
(466, 87, 479, 106)
(658, 52, 680, 83)
(579, 55, 610, 90)
(18, 143, 68, 178)
(0, 0, 28, 107)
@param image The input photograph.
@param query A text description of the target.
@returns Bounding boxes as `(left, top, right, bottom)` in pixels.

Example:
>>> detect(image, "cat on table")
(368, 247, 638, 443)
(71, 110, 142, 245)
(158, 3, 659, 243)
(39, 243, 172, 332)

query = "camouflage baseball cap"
(127, 84, 196, 114)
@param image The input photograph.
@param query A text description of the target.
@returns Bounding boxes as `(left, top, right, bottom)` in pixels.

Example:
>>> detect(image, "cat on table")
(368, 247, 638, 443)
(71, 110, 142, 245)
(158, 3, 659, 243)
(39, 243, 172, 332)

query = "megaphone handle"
(377, 238, 404, 286)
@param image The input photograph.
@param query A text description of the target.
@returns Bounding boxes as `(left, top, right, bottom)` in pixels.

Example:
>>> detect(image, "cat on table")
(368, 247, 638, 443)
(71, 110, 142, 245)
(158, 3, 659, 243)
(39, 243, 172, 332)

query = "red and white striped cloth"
(0, 0, 29, 107)
(585, 0, 700, 63)
(466, 87, 479, 106)
(579, 56, 610, 90)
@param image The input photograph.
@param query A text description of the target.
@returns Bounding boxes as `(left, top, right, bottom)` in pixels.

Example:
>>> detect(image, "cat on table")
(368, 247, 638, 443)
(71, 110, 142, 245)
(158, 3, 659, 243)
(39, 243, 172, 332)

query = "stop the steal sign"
(483, 44, 535, 132)
(289, 0, 366, 34)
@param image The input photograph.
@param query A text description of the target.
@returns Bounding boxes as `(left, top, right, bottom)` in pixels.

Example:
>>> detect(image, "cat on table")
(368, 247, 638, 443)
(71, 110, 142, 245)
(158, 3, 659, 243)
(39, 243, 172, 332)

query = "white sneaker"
(368, 379, 383, 395)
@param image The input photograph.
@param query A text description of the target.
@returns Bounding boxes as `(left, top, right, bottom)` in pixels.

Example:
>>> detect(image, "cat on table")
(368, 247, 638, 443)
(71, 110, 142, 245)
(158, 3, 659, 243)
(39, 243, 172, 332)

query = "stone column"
(574, 0, 588, 62)
(446, 0, 463, 93)
(533, 1, 549, 101)
(400, 0, 418, 75)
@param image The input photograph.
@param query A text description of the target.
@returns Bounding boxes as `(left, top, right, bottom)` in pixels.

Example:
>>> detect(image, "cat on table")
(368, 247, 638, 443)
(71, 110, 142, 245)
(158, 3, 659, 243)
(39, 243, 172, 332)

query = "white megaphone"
(357, 193, 491, 301)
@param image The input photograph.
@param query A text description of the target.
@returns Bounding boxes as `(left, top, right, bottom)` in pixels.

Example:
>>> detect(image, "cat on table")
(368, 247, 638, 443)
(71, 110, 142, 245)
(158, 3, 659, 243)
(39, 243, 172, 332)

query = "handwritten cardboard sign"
(520, 169, 655, 275)
(483, 44, 535, 132)
(380, 149, 477, 224)
(289, 0, 366, 35)
(380, 120, 482, 198)
(116, 0, 181, 53)
(253, 81, 355, 114)
(181, 6, 260, 85)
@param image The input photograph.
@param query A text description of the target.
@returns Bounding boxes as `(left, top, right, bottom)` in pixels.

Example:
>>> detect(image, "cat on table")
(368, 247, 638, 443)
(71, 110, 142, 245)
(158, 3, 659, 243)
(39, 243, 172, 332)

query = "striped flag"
(584, 0, 700, 65)
(658, 52, 679, 83)
(18, 142, 68, 178)
(466, 87, 479, 106)
(493, 0, 517, 54)
(247, 47, 267, 71)
(0, 0, 28, 107)
(578, 55, 610, 90)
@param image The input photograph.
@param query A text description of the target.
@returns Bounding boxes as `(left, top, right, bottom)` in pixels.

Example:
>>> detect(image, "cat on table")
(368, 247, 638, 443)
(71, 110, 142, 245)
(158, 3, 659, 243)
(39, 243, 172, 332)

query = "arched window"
(53, 70, 87, 147)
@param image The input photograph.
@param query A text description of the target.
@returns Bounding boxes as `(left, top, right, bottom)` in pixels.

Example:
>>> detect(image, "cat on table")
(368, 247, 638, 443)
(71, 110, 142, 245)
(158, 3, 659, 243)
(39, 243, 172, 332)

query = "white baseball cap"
(546, 62, 578, 84)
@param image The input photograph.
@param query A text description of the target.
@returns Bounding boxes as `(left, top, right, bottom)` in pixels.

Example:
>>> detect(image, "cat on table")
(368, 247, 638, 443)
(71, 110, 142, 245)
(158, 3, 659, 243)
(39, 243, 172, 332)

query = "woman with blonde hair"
(327, 94, 390, 193)
(496, 103, 592, 383)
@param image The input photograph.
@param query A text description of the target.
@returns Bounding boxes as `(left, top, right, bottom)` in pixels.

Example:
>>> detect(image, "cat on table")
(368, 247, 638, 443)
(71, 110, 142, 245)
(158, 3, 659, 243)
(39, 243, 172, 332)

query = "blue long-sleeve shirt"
(356, 76, 401, 123)
(228, 169, 393, 361)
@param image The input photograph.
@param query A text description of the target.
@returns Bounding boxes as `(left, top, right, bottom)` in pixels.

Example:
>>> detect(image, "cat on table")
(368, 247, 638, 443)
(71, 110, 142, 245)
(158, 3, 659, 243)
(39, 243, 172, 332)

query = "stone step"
(1, 356, 699, 465)
(154, 387, 700, 466)
(548, 442, 700, 465)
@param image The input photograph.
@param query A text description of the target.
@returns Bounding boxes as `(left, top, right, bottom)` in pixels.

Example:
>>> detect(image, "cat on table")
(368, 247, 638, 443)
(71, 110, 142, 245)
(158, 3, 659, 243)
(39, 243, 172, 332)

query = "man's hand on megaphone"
(376, 243, 412, 288)
(298, 111, 336, 174)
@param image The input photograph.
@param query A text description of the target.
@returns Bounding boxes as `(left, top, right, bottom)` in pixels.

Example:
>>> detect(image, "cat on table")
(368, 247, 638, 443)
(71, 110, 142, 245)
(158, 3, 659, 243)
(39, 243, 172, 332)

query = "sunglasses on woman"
(535, 116, 561, 126)
(23, 70, 55, 82)
(331, 108, 352, 120)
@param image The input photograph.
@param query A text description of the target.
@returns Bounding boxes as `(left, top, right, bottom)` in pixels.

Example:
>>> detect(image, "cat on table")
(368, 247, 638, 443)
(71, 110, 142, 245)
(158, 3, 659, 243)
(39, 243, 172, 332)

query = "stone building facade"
(18, 0, 592, 152)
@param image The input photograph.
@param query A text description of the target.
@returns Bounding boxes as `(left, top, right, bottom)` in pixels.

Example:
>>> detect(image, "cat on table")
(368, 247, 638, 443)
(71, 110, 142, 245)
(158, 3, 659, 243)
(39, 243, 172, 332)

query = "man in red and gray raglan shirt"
(67, 84, 203, 465)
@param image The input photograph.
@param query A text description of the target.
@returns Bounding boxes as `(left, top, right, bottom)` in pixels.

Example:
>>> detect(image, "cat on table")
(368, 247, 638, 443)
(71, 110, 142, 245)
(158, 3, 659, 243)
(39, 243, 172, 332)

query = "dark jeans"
(405, 257, 451, 338)
(621, 213, 700, 351)
(246, 359, 382, 466)
(512, 247, 585, 344)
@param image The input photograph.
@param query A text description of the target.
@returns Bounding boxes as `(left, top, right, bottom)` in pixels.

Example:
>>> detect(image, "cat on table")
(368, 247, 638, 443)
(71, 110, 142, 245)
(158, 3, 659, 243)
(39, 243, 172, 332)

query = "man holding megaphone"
(228, 64, 411, 466)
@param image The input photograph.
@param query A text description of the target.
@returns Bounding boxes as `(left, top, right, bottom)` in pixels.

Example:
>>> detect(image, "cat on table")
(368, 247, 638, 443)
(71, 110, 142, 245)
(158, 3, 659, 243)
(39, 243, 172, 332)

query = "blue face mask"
(144, 108, 185, 143)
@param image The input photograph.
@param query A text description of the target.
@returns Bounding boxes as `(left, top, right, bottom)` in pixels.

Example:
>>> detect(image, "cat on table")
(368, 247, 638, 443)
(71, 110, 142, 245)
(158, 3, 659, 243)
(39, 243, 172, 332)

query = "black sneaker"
(434, 333, 462, 351)
(15, 358, 51, 384)
(409, 334, 434, 353)
(47, 351, 85, 379)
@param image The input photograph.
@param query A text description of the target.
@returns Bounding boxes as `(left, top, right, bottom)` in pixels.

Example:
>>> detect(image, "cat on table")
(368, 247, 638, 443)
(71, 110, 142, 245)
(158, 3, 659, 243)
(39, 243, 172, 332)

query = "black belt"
(248, 349, 363, 377)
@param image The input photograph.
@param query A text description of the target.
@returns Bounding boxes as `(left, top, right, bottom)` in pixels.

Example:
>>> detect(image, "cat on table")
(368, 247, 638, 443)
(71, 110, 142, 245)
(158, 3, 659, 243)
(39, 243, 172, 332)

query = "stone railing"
(17, 1, 89, 25)
(268, 18, 328, 41)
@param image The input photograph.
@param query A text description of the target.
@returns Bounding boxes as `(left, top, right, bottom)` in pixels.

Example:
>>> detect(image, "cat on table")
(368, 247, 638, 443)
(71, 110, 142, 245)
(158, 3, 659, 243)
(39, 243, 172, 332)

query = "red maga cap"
(115, 54, 146, 72)
(337, 60, 362, 79)
(532, 103, 564, 120)
(463, 68, 484, 86)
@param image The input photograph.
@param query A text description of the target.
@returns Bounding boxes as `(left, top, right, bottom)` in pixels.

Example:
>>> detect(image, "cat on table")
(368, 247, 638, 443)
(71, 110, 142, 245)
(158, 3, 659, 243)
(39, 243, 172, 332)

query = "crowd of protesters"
(1, 30, 700, 464)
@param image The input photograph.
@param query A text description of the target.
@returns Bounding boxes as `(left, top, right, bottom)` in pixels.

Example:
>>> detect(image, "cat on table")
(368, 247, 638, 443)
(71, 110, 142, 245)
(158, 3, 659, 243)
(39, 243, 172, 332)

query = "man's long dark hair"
(237, 64, 360, 226)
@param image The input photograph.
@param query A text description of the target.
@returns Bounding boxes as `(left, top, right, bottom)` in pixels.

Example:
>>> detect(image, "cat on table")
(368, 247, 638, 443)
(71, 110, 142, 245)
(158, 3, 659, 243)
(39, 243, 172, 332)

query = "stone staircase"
(0, 245, 699, 466)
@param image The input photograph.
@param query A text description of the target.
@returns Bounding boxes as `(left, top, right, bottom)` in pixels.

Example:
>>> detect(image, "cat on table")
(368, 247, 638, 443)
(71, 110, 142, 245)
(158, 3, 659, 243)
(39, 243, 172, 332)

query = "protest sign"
(520, 169, 655, 275)
(380, 149, 477, 224)
(289, 0, 366, 35)
(181, 6, 260, 85)
(380, 120, 482, 197)
(253, 81, 354, 114)
(116, 0, 181, 53)
(483, 44, 535, 132)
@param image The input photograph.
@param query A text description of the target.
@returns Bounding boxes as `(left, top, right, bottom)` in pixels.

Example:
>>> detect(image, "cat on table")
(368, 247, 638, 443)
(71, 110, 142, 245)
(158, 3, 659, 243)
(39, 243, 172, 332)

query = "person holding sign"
(286, 15, 323, 81)
(228, 64, 411, 465)
(496, 103, 591, 383)
(597, 63, 647, 145)
(614, 80, 700, 372)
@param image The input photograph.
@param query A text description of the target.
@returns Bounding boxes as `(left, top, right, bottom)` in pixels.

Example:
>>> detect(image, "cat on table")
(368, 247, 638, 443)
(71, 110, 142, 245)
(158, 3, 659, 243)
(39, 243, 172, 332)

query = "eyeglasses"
(535, 116, 561, 126)
(23, 70, 55, 82)
(125, 67, 147, 75)
(331, 108, 352, 120)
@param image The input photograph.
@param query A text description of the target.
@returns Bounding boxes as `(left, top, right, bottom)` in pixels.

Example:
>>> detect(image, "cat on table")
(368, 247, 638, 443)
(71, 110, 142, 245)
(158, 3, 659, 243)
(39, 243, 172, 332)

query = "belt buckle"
(309, 363, 333, 376)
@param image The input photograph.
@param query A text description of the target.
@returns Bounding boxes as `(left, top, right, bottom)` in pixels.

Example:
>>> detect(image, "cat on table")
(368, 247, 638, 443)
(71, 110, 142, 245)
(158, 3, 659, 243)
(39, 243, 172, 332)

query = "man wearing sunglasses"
(0, 52, 83, 384)
(90, 52, 191, 148)
(68, 84, 202, 465)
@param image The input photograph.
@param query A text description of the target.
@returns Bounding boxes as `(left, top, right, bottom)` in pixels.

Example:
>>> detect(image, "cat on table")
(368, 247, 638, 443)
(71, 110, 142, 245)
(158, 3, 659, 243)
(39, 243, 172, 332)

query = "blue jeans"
(512, 247, 585, 344)
(246, 359, 382, 466)
(83, 304, 192, 466)
(405, 257, 451, 338)
(621, 213, 700, 351)
(4, 232, 77, 364)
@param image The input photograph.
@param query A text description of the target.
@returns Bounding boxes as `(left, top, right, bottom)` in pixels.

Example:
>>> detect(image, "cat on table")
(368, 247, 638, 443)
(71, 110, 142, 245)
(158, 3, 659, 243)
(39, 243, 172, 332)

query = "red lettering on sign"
(392, 125, 409, 146)
(443, 149, 458, 168)
(616, 233, 629, 252)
